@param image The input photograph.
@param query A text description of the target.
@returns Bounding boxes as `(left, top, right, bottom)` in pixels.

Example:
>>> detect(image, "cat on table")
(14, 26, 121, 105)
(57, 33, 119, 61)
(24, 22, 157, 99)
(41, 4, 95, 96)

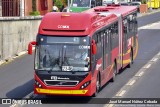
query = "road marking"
(151, 57, 158, 62)
(143, 64, 151, 69)
(10, 104, 18, 107)
(103, 51, 160, 107)
(135, 71, 144, 77)
(115, 90, 126, 97)
(106, 104, 114, 107)
(126, 79, 136, 86)
(9, 92, 36, 107)
(138, 21, 160, 30)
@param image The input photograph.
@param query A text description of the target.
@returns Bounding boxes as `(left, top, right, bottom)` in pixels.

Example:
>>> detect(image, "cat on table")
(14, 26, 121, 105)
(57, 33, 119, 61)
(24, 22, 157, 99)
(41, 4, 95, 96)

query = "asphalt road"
(123, 56, 160, 98)
(138, 11, 160, 27)
(0, 11, 160, 107)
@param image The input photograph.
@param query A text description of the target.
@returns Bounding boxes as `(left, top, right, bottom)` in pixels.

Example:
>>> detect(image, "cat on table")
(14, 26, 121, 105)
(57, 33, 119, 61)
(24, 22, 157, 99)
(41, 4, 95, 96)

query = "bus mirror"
(92, 40, 97, 55)
(28, 41, 36, 55)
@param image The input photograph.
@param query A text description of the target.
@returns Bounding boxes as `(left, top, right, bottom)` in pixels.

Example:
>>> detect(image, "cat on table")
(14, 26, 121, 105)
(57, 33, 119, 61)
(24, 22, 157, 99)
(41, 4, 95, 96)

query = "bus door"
(116, 14, 123, 68)
(105, 28, 111, 67)
(123, 18, 128, 55)
(101, 31, 106, 70)
(100, 31, 107, 82)
(107, 28, 112, 66)
(133, 13, 137, 47)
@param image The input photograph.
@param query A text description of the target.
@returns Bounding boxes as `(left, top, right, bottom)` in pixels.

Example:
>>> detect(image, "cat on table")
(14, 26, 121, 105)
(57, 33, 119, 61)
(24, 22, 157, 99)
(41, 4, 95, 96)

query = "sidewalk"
(138, 8, 160, 17)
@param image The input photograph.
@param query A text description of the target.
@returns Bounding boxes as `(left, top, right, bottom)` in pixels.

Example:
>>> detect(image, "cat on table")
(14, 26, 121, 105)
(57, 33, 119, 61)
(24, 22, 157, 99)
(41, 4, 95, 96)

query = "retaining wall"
(0, 16, 42, 61)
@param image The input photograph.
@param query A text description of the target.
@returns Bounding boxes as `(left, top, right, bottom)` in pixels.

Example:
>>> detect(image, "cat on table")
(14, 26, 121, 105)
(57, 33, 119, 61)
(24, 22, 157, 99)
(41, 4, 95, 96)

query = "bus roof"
(84, 4, 137, 17)
(39, 12, 118, 36)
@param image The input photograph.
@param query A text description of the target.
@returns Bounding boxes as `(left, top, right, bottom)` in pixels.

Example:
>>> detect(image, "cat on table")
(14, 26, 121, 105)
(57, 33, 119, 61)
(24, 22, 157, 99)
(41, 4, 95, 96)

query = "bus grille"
(44, 80, 79, 87)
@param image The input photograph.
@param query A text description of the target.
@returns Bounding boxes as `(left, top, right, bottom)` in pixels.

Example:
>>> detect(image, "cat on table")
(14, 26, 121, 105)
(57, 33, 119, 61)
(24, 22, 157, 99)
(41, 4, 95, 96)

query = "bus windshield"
(71, 0, 91, 7)
(35, 36, 91, 72)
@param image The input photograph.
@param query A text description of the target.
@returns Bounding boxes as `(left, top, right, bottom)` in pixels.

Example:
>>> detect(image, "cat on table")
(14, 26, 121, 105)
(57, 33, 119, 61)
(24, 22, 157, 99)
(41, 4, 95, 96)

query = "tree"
(141, 0, 147, 4)
(54, 0, 63, 10)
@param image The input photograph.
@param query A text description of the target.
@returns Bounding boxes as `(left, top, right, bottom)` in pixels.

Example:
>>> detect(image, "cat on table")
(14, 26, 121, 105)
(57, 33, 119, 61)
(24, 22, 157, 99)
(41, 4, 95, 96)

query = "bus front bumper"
(35, 88, 88, 95)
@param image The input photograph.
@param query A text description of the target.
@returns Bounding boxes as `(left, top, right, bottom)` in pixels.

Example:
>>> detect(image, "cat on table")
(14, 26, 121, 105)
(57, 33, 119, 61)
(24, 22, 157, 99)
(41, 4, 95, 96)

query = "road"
(0, 11, 160, 107)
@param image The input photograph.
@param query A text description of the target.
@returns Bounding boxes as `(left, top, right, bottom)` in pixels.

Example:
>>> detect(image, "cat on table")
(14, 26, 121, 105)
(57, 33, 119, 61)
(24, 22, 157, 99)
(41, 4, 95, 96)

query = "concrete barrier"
(0, 16, 42, 62)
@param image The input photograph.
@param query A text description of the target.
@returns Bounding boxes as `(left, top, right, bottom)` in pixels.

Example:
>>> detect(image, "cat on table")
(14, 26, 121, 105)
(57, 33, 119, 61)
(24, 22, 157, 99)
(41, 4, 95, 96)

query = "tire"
(93, 74, 100, 97)
(110, 62, 117, 82)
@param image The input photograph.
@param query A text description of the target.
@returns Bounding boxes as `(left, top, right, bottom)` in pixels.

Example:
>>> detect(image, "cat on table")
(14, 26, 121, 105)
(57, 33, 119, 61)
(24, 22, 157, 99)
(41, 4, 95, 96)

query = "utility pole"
(0, 0, 2, 16)
(20, 0, 25, 16)
(149, 0, 152, 11)
(68, 0, 70, 8)
(67, 0, 70, 12)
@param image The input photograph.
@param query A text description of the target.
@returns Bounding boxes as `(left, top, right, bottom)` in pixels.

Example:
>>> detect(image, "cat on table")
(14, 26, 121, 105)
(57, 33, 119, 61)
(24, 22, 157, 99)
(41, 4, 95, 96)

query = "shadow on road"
(6, 79, 34, 98)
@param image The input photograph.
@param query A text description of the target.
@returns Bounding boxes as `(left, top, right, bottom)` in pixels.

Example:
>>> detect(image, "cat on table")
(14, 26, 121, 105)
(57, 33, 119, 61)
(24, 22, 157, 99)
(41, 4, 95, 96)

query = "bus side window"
(123, 18, 128, 34)
(105, 29, 108, 54)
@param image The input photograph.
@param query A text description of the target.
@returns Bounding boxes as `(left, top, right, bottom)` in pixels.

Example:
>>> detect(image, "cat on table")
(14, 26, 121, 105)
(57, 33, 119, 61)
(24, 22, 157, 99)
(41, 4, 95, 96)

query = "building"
(0, 0, 54, 17)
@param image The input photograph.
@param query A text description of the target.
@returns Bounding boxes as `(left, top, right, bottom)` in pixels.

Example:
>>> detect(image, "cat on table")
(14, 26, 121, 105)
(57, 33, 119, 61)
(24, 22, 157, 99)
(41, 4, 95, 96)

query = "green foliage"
(54, 0, 63, 9)
(64, 0, 68, 5)
(29, 11, 40, 16)
(141, 0, 147, 4)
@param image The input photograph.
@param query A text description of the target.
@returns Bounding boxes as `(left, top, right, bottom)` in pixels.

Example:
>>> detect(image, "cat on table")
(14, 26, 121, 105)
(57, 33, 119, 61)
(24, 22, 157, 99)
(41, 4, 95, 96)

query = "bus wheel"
(110, 62, 117, 82)
(93, 74, 100, 97)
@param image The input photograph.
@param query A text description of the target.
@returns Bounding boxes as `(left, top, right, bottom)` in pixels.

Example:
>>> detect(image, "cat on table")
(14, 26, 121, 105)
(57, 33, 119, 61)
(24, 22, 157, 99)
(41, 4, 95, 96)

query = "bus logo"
(58, 25, 70, 29)
(51, 76, 57, 80)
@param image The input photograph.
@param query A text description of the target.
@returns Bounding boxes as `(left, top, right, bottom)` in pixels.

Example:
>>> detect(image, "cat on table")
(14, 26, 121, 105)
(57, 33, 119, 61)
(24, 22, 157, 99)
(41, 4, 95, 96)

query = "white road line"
(138, 21, 160, 30)
(103, 51, 160, 107)
(151, 57, 158, 62)
(115, 90, 126, 97)
(143, 64, 151, 69)
(10, 103, 18, 107)
(135, 71, 144, 77)
(106, 104, 114, 107)
(9, 92, 35, 107)
(126, 80, 136, 86)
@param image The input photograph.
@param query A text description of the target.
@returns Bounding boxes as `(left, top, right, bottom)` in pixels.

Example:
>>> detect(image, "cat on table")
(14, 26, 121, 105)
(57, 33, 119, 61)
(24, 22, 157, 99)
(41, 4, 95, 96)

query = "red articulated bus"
(28, 4, 138, 97)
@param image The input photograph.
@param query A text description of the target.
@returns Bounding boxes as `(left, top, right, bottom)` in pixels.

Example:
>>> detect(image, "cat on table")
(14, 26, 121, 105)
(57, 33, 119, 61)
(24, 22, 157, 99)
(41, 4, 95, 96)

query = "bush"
(54, 0, 63, 9)
(29, 11, 40, 16)
(141, 0, 147, 4)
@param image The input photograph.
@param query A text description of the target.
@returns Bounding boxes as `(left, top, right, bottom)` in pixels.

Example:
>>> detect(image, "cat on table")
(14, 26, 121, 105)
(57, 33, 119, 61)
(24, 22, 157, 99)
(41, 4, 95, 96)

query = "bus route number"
(62, 66, 73, 71)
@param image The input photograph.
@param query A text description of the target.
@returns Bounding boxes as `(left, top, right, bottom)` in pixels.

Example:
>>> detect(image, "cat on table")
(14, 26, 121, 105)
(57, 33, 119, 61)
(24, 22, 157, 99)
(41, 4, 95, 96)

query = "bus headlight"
(35, 80, 42, 88)
(80, 81, 91, 89)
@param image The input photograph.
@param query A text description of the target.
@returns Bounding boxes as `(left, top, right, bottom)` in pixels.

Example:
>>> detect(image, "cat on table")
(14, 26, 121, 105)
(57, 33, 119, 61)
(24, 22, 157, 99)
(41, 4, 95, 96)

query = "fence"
(2, 0, 20, 17)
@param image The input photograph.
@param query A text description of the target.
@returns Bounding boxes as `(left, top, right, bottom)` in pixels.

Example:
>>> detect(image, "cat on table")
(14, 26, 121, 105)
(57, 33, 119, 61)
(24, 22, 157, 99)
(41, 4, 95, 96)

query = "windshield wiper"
(63, 49, 71, 66)
(49, 50, 62, 73)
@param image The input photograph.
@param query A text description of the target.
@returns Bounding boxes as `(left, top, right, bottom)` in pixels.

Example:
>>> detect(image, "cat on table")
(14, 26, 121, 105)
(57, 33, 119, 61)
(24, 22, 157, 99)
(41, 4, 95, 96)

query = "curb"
(0, 48, 35, 66)
(138, 9, 160, 18)
(0, 51, 28, 66)
(0, 60, 5, 65)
